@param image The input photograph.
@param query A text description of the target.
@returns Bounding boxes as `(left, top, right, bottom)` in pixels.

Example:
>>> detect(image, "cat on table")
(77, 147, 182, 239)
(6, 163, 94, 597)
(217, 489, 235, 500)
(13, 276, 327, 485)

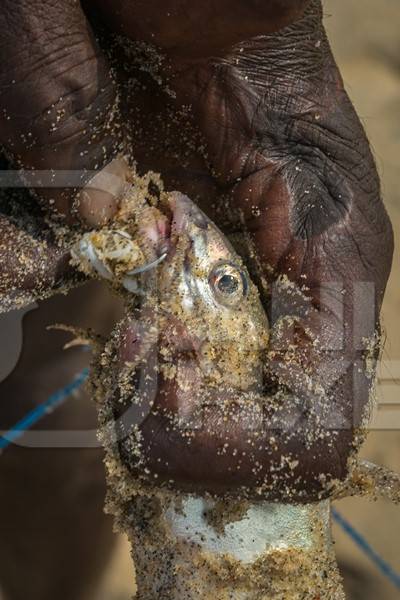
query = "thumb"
(0, 0, 128, 226)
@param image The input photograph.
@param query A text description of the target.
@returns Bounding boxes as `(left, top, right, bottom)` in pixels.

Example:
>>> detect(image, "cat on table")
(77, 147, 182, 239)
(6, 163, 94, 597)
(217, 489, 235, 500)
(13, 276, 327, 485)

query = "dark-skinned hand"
(0, 0, 394, 501)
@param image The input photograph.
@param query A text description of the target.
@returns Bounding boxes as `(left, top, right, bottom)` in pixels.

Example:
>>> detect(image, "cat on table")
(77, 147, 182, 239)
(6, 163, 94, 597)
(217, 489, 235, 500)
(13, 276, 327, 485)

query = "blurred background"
(0, 2, 399, 599)
(323, 2, 400, 598)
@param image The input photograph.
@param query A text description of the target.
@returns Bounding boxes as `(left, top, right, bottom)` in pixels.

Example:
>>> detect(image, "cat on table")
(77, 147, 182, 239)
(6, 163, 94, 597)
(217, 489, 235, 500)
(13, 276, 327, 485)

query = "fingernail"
(76, 157, 131, 227)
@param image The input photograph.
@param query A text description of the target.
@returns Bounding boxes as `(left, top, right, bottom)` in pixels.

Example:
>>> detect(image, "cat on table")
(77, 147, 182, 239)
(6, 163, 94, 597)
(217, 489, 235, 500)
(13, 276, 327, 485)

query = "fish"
(74, 190, 269, 390)
(154, 192, 270, 391)
(74, 190, 271, 494)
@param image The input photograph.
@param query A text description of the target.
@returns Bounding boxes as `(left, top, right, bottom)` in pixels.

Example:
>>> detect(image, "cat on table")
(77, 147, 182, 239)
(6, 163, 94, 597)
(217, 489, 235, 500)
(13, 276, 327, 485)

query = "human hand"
(0, 0, 393, 501)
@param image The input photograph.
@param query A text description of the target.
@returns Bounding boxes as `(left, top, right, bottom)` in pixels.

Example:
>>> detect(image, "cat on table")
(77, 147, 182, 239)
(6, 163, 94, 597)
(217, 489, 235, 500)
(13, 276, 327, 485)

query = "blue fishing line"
(2, 368, 400, 593)
(0, 367, 89, 450)
(332, 507, 400, 590)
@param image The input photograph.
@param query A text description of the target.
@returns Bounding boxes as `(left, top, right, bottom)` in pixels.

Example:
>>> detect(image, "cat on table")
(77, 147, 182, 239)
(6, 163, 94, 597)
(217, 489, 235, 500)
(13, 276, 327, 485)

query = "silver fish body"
(156, 192, 269, 391)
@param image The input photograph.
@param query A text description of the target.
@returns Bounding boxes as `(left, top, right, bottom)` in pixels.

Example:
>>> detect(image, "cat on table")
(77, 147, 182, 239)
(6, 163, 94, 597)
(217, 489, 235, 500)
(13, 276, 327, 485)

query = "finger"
(0, 0, 127, 225)
(0, 212, 73, 312)
(74, 157, 131, 227)
(90, 0, 311, 57)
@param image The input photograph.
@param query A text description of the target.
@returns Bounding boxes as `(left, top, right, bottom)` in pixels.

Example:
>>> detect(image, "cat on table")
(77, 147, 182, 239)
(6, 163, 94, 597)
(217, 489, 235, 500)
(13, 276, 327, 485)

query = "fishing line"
(2, 367, 400, 595)
(0, 367, 89, 451)
(332, 507, 400, 590)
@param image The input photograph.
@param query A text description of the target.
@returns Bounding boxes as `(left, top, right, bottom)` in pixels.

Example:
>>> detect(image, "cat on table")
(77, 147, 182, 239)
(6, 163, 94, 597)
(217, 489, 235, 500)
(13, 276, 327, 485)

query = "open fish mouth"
(70, 189, 178, 289)
(70, 191, 213, 299)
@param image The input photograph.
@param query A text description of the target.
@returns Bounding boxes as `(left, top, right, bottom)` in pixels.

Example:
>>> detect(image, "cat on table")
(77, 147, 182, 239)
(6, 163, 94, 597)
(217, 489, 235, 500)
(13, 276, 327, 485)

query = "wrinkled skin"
(0, 0, 394, 597)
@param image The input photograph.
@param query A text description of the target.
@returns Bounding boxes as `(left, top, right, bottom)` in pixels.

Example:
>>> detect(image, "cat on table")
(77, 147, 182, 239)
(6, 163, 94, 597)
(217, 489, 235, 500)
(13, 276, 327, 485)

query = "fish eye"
(209, 262, 248, 307)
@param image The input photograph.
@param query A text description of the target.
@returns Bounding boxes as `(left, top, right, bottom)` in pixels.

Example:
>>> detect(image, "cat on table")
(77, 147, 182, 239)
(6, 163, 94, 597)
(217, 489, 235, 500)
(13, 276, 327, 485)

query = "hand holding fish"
(0, 1, 394, 505)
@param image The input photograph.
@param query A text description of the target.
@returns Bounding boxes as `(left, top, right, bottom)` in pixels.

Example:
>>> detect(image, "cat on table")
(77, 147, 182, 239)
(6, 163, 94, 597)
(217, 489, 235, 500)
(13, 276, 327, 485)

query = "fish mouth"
(131, 192, 198, 274)
(168, 191, 209, 237)
(118, 192, 209, 300)
(115, 192, 208, 368)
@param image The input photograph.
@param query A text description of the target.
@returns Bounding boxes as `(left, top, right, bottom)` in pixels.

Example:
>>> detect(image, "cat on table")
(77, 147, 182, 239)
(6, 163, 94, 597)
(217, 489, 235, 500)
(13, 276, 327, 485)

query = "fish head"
(157, 192, 269, 391)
